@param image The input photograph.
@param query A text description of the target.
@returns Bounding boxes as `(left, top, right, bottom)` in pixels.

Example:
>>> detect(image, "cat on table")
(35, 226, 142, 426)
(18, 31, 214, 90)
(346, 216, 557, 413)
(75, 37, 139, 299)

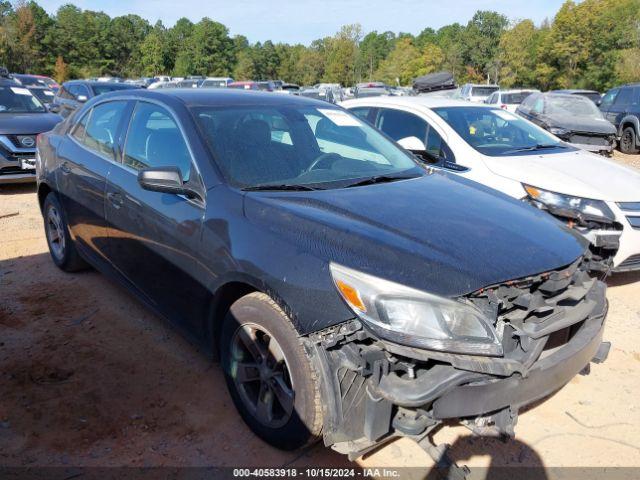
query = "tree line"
(0, 0, 638, 90)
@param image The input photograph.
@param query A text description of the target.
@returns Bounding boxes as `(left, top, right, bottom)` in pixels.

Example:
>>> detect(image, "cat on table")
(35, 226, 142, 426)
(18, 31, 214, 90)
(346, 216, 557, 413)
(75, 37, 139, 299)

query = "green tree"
(357, 31, 395, 81)
(324, 24, 361, 85)
(140, 23, 167, 76)
(463, 11, 508, 81)
(187, 18, 234, 76)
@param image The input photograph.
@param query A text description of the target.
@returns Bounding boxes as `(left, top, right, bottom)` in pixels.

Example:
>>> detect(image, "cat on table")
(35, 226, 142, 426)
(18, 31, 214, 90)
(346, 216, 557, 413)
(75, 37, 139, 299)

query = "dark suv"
(0, 70, 61, 184)
(36, 89, 609, 471)
(599, 83, 640, 154)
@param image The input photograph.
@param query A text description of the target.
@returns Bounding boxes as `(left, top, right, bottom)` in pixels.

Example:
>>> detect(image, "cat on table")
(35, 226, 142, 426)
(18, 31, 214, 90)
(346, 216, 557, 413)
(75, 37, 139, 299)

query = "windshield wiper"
(343, 174, 418, 188)
(505, 143, 567, 154)
(242, 184, 320, 192)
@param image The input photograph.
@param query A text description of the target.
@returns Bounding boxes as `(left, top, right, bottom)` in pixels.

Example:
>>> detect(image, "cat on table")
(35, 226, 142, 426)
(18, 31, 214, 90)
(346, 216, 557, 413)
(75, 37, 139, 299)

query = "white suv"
(485, 89, 539, 112)
(341, 96, 640, 272)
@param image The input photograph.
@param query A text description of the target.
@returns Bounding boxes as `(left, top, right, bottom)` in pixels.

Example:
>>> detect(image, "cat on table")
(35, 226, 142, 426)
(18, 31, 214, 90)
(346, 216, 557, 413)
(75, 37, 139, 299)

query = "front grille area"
(569, 134, 610, 146)
(469, 256, 604, 372)
(6, 134, 37, 149)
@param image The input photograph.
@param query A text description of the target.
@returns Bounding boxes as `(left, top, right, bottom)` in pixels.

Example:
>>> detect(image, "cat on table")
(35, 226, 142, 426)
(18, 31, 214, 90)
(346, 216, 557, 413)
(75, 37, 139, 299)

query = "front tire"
(43, 192, 88, 272)
(619, 126, 639, 154)
(220, 292, 323, 450)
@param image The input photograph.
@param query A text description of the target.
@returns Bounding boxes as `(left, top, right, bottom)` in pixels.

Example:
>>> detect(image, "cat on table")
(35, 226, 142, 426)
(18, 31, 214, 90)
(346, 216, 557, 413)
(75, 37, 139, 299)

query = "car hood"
(540, 114, 616, 135)
(481, 149, 640, 201)
(243, 172, 587, 298)
(0, 113, 62, 135)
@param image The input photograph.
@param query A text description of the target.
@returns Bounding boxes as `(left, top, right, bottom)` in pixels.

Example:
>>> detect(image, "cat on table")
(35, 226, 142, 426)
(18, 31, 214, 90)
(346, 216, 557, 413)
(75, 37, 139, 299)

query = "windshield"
(0, 86, 46, 113)
(433, 106, 563, 156)
(193, 105, 423, 189)
(28, 88, 55, 104)
(471, 86, 498, 97)
(546, 95, 603, 118)
(502, 92, 534, 104)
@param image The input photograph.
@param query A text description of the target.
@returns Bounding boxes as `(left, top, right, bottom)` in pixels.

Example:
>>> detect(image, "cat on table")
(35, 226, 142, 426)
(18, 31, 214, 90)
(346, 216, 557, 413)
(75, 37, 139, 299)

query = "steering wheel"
(304, 152, 341, 173)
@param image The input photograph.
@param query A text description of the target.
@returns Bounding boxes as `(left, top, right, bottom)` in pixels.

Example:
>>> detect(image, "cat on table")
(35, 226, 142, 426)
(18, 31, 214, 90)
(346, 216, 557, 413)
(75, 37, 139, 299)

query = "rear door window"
(123, 102, 192, 181)
(82, 101, 128, 161)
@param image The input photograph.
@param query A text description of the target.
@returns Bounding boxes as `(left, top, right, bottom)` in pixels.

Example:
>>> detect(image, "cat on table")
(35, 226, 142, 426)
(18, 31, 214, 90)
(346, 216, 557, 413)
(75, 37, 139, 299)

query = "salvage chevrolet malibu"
(36, 89, 609, 470)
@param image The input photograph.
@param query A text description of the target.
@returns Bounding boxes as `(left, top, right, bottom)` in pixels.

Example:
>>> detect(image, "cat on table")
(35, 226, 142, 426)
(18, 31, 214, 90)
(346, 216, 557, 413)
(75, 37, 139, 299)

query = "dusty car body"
(36, 90, 609, 473)
(517, 92, 617, 156)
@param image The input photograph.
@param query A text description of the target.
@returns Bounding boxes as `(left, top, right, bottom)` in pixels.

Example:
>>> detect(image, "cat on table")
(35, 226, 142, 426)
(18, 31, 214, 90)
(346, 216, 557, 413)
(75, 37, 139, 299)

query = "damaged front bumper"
(306, 258, 609, 459)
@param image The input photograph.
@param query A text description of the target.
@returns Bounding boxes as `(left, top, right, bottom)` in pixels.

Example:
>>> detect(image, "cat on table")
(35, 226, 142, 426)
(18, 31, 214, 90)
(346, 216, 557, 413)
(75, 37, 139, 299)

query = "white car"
(457, 83, 499, 103)
(485, 89, 539, 112)
(341, 96, 640, 272)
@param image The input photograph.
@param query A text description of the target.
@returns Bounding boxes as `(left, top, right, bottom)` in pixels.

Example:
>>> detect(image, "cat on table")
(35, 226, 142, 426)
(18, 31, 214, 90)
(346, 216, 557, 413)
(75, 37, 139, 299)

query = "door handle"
(107, 192, 124, 209)
(60, 162, 71, 174)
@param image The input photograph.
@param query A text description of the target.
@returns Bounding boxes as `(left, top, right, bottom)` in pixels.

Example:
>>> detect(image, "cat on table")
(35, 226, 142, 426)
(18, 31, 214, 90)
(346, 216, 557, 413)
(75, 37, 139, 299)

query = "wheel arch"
(37, 182, 53, 213)
(206, 276, 299, 361)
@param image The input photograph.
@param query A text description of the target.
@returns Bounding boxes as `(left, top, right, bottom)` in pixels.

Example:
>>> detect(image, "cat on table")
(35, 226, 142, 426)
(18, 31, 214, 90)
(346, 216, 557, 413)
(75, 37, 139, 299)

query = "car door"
(104, 100, 208, 333)
(55, 100, 131, 263)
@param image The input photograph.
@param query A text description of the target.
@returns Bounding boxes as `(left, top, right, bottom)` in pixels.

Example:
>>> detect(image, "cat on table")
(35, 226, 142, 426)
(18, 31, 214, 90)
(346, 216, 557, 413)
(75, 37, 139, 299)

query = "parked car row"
(35, 88, 616, 472)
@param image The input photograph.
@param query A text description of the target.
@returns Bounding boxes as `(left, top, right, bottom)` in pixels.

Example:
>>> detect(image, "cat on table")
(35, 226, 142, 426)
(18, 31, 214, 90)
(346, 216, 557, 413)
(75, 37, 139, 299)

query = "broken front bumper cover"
(309, 259, 610, 458)
(374, 295, 607, 419)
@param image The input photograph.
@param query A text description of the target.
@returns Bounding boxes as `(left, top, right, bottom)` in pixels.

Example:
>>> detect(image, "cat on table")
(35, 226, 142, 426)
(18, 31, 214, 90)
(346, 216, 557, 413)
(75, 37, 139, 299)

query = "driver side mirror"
(48, 103, 60, 113)
(138, 167, 201, 200)
(397, 136, 426, 152)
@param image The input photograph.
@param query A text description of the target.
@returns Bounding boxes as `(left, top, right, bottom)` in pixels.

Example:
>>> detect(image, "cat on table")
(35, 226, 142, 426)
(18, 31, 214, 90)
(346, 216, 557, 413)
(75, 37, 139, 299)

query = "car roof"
(497, 89, 538, 94)
(95, 88, 338, 108)
(64, 80, 135, 87)
(551, 89, 599, 94)
(341, 95, 490, 110)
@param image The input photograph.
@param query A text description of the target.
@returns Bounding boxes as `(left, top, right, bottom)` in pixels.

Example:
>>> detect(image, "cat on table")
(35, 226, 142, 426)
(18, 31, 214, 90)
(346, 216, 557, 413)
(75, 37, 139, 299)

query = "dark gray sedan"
(35, 89, 608, 469)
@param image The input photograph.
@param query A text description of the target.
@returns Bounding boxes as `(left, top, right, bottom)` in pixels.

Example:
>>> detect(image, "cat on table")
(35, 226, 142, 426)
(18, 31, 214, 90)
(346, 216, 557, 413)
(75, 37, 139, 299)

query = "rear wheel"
(619, 126, 639, 154)
(220, 292, 323, 450)
(43, 192, 88, 272)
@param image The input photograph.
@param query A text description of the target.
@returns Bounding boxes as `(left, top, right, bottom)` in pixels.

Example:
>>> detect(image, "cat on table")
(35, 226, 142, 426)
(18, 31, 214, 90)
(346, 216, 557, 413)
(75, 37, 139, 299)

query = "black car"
(51, 80, 139, 118)
(12, 73, 59, 91)
(517, 92, 617, 156)
(599, 83, 640, 154)
(36, 89, 609, 468)
(0, 72, 61, 184)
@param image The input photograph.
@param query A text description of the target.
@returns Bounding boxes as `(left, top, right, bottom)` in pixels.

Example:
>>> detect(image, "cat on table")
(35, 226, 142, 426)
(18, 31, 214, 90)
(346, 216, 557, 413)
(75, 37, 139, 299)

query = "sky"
(36, 0, 570, 44)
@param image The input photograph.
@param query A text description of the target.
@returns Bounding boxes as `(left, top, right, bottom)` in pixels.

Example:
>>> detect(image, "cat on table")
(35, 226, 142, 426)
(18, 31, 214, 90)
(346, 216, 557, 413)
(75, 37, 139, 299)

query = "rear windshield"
(471, 86, 498, 97)
(92, 84, 138, 95)
(502, 92, 534, 104)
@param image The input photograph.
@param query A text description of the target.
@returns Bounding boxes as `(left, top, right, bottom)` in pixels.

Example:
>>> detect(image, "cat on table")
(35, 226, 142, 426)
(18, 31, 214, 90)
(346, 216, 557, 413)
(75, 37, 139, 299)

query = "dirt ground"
(1, 152, 639, 477)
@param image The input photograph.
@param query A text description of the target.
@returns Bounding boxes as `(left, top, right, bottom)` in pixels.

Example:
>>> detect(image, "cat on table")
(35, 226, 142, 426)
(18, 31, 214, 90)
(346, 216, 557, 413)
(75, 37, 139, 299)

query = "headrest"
(239, 119, 271, 147)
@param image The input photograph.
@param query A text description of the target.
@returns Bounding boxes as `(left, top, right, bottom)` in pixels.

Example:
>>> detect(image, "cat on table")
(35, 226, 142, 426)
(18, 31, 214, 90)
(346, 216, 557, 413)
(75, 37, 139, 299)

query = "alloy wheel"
(229, 323, 295, 428)
(46, 205, 66, 261)
(621, 131, 632, 151)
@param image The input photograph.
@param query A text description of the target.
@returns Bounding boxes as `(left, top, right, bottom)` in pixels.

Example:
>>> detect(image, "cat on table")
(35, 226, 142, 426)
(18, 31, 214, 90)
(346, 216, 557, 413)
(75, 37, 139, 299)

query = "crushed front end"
(306, 256, 609, 461)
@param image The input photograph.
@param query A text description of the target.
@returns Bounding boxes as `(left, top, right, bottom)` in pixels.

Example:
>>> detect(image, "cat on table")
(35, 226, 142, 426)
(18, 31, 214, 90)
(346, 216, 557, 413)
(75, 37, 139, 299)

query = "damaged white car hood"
(481, 149, 640, 202)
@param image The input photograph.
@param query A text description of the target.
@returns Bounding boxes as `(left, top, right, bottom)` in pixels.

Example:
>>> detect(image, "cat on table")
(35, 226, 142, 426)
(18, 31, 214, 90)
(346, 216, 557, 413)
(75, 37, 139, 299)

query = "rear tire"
(43, 192, 88, 272)
(619, 126, 639, 154)
(220, 292, 323, 450)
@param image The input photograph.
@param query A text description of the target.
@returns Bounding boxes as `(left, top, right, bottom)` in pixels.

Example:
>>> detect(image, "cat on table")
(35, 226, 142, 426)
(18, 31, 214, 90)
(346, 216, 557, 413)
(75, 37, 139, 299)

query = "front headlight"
(329, 263, 502, 356)
(549, 127, 570, 137)
(523, 184, 616, 225)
